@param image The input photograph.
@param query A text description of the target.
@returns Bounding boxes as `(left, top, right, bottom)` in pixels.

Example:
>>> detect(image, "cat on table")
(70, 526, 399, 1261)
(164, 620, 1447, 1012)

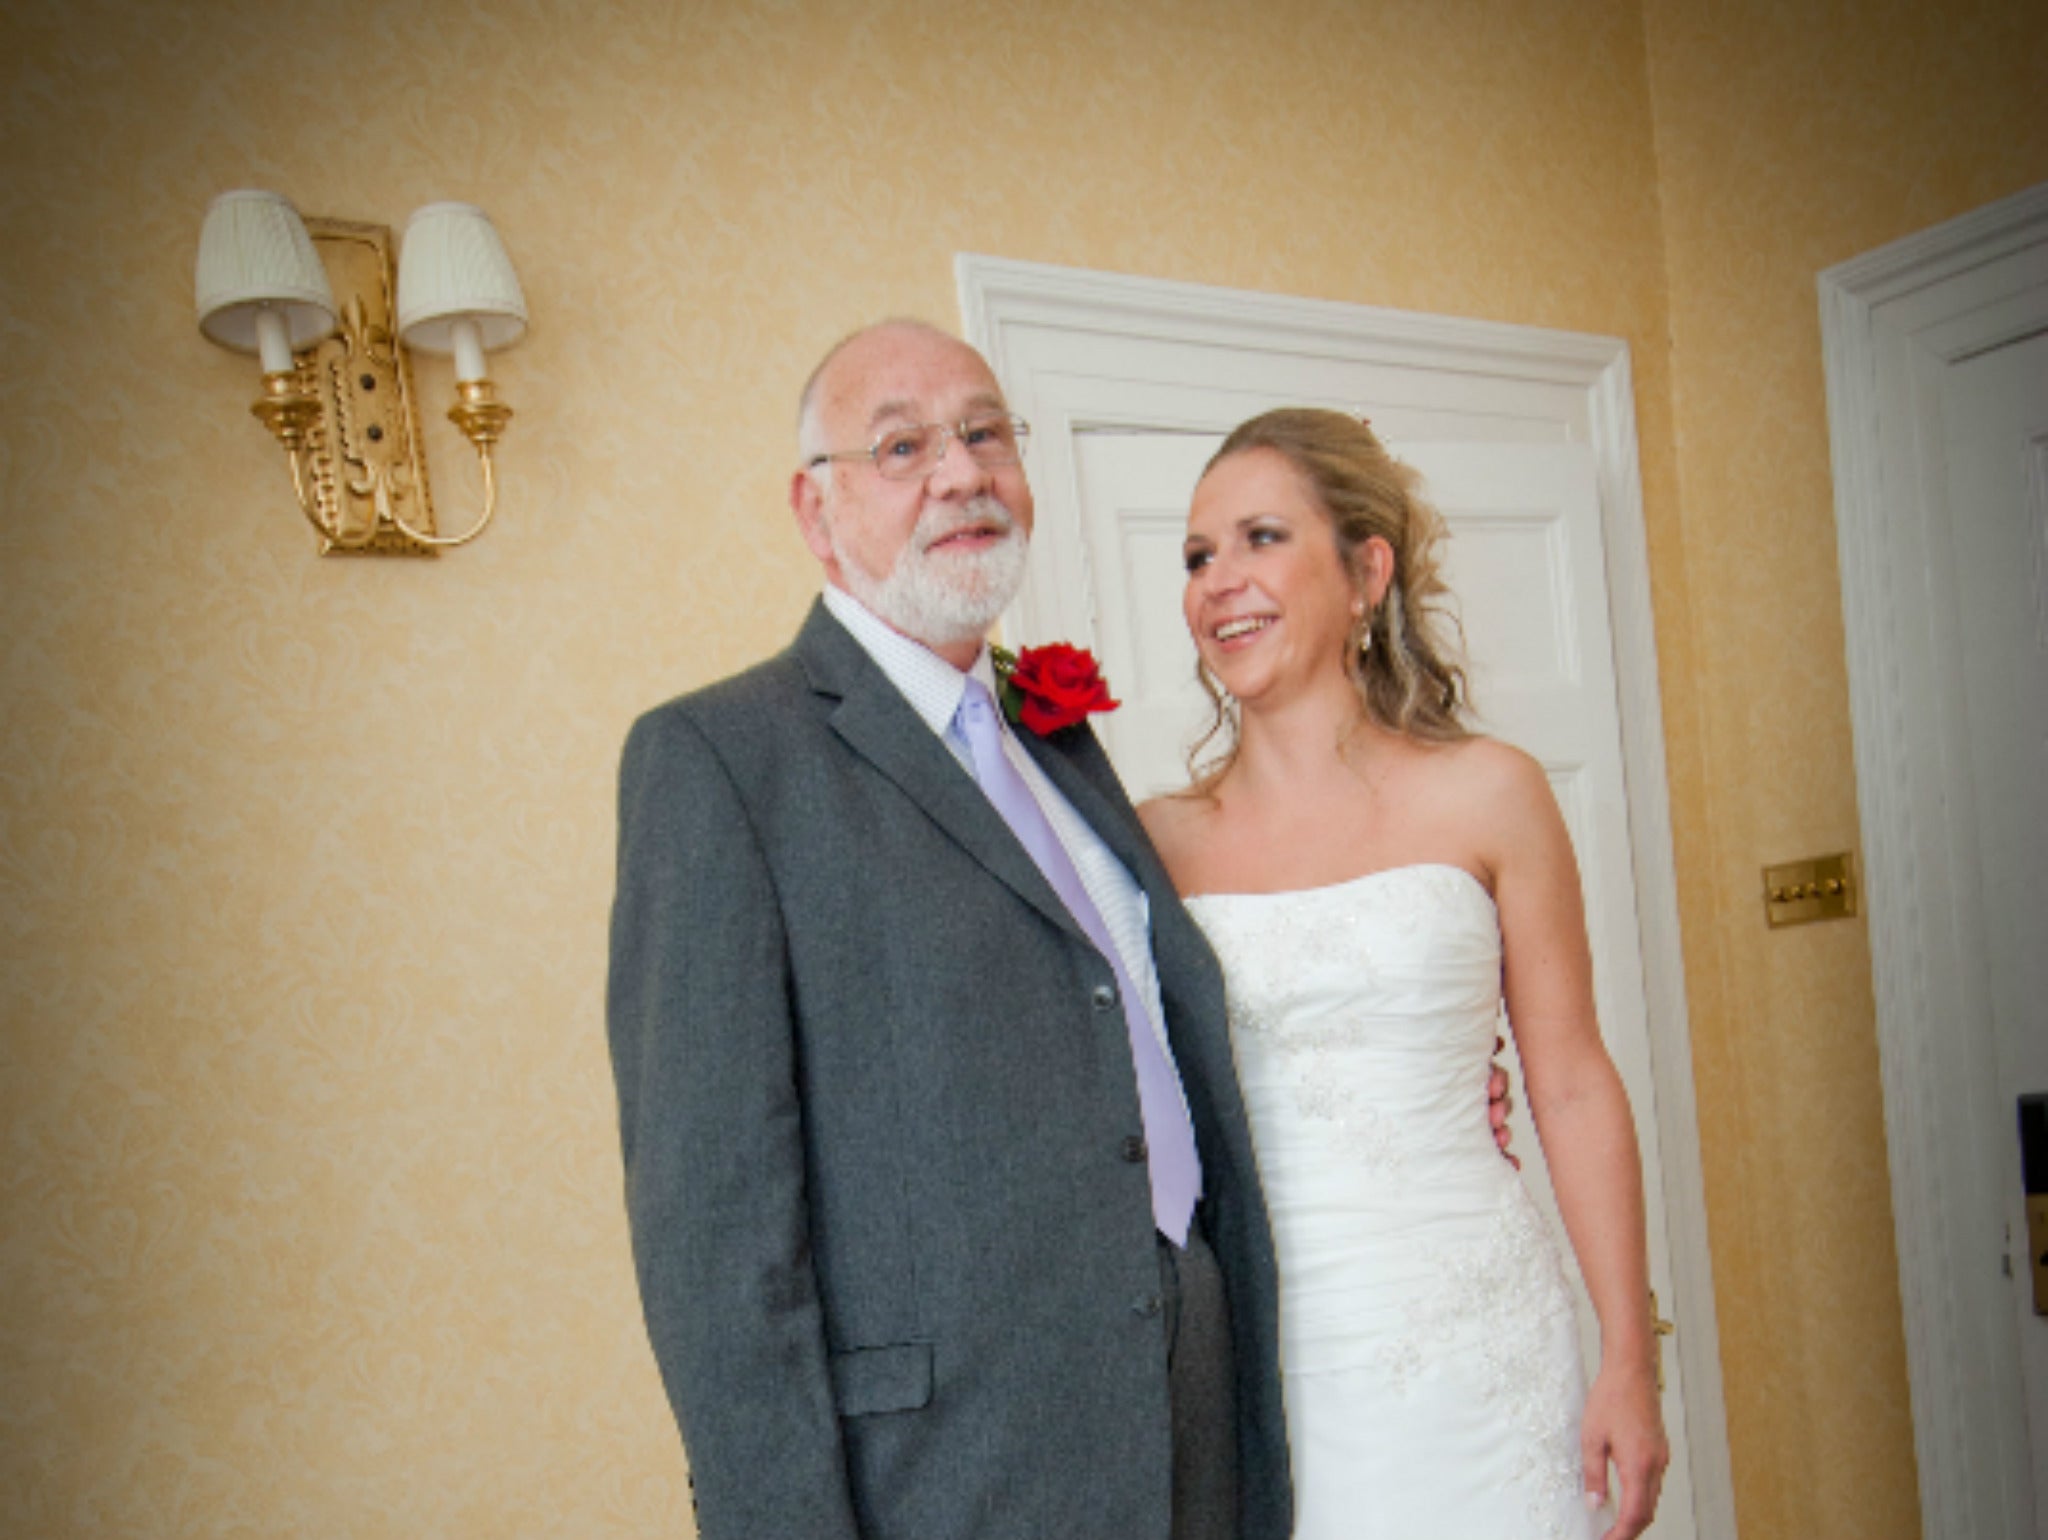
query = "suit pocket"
(828, 1342, 934, 1417)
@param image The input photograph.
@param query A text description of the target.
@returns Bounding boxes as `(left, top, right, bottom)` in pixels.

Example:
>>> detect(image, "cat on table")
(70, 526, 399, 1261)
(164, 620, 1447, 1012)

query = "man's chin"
(836, 531, 1027, 652)
(885, 585, 1018, 652)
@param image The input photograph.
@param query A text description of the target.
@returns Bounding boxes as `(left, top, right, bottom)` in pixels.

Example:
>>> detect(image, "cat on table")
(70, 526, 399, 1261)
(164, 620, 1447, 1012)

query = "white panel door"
(1939, 327, 2048, 1531)
(1071, 424, 1689, 1529)
(1822, 186, 2048, 1540)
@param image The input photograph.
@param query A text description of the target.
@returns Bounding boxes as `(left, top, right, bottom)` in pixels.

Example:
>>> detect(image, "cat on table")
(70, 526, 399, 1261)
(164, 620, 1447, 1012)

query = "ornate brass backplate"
(301, 217, 438, 555)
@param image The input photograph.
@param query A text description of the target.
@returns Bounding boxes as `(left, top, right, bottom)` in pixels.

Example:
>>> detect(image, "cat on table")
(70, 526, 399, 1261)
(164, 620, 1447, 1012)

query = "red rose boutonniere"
(991, 642, 1121, 735)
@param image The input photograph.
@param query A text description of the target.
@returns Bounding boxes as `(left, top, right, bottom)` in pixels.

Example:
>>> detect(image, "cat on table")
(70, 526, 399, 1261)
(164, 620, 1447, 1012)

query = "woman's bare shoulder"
(1402, 733, 1556, 850)
(1439, 732, 1547, 791)
(1430, 735, 1575, 881)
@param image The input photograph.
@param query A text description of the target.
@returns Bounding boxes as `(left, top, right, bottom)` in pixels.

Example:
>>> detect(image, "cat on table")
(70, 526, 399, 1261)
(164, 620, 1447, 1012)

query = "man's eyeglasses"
(807, 413, 1031, 482)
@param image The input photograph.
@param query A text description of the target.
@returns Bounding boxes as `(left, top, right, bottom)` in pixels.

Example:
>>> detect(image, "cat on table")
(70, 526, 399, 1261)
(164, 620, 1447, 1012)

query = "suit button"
(1121, 1135, 1148, 1163)
(1133, 1294, 1163, 1318)
(1091, 984, 1117, 1010)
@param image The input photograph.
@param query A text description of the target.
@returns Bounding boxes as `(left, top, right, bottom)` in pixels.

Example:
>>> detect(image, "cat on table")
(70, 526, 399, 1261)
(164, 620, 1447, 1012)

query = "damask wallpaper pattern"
(1, 0, 2040, 1535)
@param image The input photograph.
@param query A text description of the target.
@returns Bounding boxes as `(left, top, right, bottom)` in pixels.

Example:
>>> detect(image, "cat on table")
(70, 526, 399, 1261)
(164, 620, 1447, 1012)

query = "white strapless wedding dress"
(1186, 864, 1597, 1540)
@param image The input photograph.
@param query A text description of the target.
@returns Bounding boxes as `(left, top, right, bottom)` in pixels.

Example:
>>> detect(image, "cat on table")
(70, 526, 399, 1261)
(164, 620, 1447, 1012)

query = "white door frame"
(1820, 180, 2048, 1540)
(959, 253, 1736, 1539)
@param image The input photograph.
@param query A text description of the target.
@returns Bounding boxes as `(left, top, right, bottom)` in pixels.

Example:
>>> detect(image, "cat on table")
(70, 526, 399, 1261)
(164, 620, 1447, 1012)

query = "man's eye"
(962, 417, 1014, 449)
(878, 430, 927, 460)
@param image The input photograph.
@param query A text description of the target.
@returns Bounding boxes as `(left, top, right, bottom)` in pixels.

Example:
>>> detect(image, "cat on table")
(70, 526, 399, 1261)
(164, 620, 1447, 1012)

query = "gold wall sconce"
(195, 189, 527, 555)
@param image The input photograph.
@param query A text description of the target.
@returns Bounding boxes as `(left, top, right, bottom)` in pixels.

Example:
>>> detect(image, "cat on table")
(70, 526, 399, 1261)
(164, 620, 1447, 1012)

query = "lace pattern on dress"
(1202, 866, 1489, 1172)
(1376, 1190, 1585, 1538)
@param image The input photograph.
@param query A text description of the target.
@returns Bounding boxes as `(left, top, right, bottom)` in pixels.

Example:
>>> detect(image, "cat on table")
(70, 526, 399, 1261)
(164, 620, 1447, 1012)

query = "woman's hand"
(1581, 1356, 1668, 1540)
(1488, 1037, 1520, 1168)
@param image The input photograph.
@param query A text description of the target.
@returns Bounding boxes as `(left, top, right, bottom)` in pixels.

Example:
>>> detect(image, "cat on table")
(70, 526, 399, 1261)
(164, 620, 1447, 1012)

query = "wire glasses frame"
(806, 413, 1031, 482)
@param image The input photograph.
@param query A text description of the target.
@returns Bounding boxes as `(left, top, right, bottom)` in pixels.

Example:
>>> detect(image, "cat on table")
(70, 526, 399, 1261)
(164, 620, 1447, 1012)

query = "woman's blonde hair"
(1188, 408, 1470, 787)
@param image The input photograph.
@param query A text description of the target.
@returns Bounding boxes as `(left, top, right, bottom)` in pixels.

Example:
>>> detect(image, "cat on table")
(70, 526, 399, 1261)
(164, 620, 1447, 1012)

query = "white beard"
(830, 495, 1029, 650)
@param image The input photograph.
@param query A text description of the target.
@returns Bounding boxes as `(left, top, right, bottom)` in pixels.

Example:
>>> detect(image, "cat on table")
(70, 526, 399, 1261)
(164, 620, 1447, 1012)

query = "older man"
(606, 319, 1290, 1540)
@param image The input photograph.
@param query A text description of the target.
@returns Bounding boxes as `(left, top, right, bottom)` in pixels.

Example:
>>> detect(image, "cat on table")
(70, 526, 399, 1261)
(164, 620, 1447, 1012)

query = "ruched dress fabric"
(1185, 864, 1597, 1540)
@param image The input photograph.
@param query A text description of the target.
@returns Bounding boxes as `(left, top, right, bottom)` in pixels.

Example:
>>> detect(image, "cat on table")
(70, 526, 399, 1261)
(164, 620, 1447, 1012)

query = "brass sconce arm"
(382, 381, 513, 549)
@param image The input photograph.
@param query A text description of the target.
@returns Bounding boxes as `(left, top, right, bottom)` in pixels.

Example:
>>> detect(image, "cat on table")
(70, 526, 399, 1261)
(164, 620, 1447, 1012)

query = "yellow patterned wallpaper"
(1643, 3, 2047, 1535)
(0, 0, 2038, 1534)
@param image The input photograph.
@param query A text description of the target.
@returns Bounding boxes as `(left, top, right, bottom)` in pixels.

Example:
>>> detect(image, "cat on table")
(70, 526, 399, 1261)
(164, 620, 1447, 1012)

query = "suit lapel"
(794, 603, 1089, 946)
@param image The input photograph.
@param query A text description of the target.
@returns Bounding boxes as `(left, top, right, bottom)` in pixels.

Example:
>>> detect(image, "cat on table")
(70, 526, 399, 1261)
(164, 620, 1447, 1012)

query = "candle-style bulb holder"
(251, 369, 322, 451)
(450, 379, 513, 446)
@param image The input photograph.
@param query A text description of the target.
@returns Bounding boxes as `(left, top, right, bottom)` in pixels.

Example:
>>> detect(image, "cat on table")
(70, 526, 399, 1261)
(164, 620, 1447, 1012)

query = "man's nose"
(924, 429, 991, 496)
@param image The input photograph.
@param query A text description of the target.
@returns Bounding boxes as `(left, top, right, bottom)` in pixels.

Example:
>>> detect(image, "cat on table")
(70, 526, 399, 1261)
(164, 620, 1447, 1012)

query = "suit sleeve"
(606, 706, 860, 1540)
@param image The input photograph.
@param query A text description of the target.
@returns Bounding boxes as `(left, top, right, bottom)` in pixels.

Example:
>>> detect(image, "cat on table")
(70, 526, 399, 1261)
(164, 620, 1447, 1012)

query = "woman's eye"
(1248, 525, 1285, 547)
(1183, 549, 1212, 574)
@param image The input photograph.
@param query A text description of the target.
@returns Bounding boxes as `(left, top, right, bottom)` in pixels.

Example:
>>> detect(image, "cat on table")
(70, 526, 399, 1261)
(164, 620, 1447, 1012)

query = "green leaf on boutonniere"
(988, 642, 1025, 725)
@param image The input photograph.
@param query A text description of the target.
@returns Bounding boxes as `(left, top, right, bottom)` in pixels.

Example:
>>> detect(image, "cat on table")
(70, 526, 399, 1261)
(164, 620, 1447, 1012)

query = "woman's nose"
(1197, 551, 1245, 596)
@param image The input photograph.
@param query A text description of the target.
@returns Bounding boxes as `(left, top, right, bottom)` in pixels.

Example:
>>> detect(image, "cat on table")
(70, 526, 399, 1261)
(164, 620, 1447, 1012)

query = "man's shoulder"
(627, 601, 870, 742)
(619, 644, 824, 789)
(633, 646, 809, 733)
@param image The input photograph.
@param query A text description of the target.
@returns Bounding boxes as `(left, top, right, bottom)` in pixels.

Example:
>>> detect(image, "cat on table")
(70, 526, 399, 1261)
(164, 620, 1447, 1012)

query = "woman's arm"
(1481, 743, 1668, 1540)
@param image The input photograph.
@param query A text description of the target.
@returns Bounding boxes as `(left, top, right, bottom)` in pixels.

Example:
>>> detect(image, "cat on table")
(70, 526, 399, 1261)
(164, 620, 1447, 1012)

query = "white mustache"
(916, 495, 1019, 547)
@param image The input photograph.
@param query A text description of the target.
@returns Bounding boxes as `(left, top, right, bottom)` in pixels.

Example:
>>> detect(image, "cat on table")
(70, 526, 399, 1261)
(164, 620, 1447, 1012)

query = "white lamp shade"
(195, 189, 338, 352)
(396, 202, 528, 354)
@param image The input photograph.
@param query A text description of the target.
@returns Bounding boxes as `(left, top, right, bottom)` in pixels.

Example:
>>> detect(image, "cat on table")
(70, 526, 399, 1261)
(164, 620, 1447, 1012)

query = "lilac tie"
(954, 679, 1201, 1245)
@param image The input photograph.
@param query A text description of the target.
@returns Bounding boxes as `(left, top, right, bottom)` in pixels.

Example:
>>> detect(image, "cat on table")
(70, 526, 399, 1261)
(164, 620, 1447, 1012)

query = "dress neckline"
(1181, 860, 1493, 906)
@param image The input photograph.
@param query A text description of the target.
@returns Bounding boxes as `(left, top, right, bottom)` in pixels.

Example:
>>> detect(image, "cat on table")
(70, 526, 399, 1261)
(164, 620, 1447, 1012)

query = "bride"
(1138, 409, 1668, 1539)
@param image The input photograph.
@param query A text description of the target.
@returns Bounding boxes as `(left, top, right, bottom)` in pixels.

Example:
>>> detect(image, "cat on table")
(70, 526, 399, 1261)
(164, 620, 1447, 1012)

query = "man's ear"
(789, 467, 836, 565)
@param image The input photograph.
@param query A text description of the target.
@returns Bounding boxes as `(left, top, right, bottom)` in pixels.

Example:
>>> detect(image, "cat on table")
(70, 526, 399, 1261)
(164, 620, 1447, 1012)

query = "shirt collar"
(821, 585, 1001, 738)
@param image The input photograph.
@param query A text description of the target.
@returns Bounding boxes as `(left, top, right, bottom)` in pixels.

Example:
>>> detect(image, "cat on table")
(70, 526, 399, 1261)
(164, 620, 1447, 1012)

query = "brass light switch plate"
(1764, 851, 1859, 928)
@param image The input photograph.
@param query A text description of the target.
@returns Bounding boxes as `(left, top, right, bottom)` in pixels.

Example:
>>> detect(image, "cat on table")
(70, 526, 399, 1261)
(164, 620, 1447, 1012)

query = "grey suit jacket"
(607, 600, 1289, 1540)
